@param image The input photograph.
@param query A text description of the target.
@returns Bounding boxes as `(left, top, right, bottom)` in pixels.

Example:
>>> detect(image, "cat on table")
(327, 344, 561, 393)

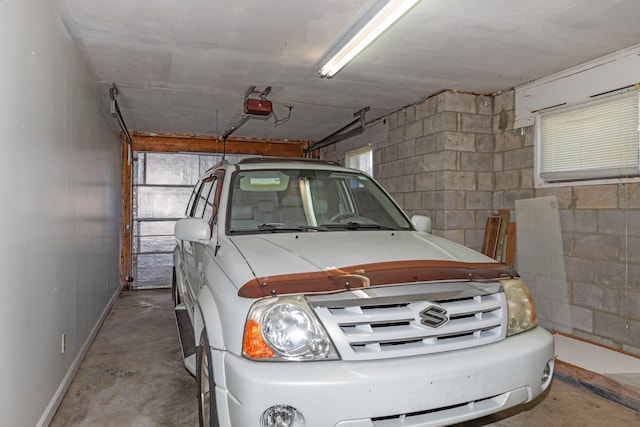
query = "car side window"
(192, 174, 216, 219)
(186, 181, 203, 217)
(203, 170, 225, 225)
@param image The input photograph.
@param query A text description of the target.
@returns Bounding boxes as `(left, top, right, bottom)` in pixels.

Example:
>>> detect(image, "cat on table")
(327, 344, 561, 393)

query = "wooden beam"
(120, 136, 132, 287)
(505, 222, 516, 267)
(555, 360, 640, 411)
(130, 131, 310, 157)
(494, 209, 510, 263)
(481, 215, 502, 258)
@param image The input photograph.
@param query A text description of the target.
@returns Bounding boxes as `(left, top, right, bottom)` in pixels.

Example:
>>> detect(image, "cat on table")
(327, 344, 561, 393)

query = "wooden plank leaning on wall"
(119, 131, 311, 287)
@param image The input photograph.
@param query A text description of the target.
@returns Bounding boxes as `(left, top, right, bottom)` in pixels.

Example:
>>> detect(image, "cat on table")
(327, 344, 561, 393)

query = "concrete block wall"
(374, 91, 496, 250)
(492, 90, 535, 212)
(537, 182, 640, 355)
(323, 89, 640, 356)
(499, 91, 639, 355)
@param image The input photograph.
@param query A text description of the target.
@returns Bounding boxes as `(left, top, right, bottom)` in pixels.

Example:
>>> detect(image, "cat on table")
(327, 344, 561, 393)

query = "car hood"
(228, 231, 512, 297)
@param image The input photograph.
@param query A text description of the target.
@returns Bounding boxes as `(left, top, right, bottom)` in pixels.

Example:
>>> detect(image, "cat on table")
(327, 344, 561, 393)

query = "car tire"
(171, 268, 180, 307)
(197, 330, 220, 427)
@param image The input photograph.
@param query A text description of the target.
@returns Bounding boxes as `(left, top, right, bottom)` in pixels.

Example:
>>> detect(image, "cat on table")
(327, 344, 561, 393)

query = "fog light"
(261, 405, 304, 427)
(541, 359, 554, 391)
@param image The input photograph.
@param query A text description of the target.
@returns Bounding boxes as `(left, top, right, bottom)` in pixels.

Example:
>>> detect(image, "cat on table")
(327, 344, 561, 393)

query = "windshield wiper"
(321, 222, 400, 231)
(256, 223, 329, 232)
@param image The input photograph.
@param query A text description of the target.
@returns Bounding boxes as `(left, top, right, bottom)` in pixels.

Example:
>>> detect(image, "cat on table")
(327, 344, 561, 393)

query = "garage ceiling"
(53, 0, 640, 142)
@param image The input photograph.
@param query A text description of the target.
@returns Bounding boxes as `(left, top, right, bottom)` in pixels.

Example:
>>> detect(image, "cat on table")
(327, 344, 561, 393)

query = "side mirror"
(411, 215, 432, 233)
(175, 218, 211, 242)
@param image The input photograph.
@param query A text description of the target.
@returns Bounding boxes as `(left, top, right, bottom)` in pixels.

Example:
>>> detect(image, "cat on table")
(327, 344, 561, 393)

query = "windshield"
(227, 168, 412, 234)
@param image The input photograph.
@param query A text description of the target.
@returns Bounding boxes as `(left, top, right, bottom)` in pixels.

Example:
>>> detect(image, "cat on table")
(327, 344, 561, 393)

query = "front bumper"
(219, 327, 554, 426)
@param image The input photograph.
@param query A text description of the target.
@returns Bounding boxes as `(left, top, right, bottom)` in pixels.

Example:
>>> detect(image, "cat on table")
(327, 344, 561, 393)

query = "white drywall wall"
(0, 1, 121, 426)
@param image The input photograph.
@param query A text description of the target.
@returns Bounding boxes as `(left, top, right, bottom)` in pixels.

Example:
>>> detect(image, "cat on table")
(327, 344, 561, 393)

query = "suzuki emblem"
(420, 305, 449, 328)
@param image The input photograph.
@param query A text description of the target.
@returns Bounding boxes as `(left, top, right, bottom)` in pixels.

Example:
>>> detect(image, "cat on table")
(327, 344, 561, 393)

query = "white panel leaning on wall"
(515, 196, 572, 333)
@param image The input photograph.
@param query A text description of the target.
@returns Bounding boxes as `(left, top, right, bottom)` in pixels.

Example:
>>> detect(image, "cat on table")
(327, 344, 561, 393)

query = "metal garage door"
(131, 152, 246, 288)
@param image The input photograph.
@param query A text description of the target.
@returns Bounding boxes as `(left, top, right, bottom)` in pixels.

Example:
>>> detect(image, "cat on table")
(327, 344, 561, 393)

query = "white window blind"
(346, 146, 373, 176)
(538, 90, 639, 182)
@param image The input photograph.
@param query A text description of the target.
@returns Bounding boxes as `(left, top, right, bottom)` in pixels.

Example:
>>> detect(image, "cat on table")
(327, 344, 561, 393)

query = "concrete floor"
(51, 290, 640, 427)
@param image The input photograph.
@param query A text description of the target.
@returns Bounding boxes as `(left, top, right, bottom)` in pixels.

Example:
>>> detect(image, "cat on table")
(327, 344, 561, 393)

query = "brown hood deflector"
(238, 260, 518, 298)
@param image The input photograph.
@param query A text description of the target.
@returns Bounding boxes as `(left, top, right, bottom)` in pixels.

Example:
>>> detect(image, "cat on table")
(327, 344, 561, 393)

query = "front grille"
(311, 288, 506, 361)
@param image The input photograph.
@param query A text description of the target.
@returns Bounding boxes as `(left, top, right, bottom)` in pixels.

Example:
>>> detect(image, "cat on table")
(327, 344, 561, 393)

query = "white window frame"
(535, 88, 640, 186)
(345, 146, 373, 176)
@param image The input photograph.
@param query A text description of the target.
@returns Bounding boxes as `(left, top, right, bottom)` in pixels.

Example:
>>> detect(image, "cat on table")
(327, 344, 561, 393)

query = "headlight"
(500, 278, 538, 336)
(243, 296, 339, 361)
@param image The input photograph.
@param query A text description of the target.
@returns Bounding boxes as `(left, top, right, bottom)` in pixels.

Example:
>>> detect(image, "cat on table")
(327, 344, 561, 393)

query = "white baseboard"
(37, 287, 122, 427)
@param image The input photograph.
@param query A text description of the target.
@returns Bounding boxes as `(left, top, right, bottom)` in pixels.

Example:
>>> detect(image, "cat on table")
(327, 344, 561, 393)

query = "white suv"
(173, 157, 554, 427)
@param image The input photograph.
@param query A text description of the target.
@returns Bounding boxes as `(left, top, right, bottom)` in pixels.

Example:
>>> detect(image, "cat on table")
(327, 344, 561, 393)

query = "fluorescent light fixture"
(319, 0, 420, 78)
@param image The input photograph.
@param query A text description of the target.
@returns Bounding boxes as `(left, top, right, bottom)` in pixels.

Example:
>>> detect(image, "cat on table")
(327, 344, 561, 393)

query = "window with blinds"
(537, 89, 639, 182)
(346, 146, 373, 176)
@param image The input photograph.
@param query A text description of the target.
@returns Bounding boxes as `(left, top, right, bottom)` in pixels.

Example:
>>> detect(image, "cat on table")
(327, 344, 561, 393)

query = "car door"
(192, 169, 224, 292)
(181, 173, 216, 311)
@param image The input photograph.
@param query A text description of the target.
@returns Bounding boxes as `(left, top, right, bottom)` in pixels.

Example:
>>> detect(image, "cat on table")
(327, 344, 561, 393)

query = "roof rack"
(237, 157, 341, 166)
